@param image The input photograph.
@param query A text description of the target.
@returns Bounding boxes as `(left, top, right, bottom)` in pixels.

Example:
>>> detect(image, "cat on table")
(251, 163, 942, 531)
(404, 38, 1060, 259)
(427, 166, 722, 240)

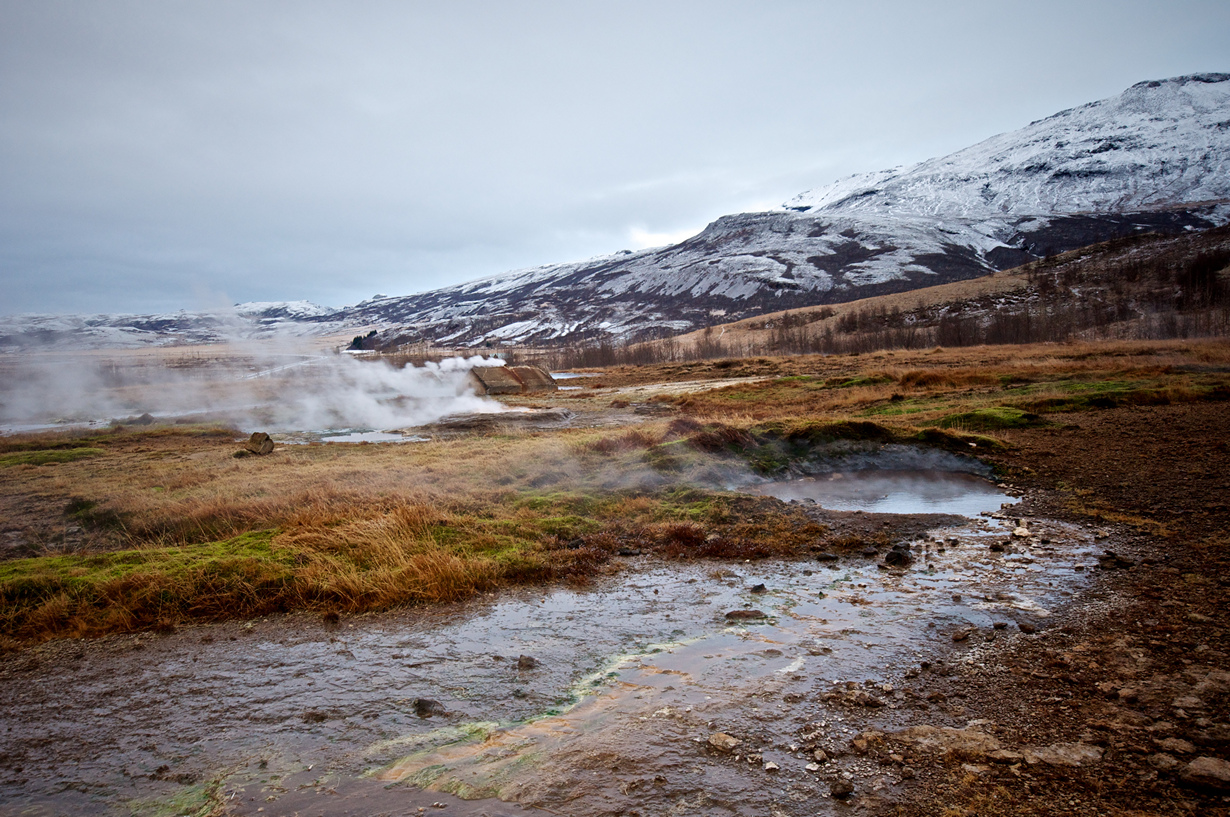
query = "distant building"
(469, 365, 558, 395)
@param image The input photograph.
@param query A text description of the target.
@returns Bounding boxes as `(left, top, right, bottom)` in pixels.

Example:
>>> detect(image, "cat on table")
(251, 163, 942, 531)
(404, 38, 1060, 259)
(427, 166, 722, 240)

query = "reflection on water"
(750, 469, 1018, 516)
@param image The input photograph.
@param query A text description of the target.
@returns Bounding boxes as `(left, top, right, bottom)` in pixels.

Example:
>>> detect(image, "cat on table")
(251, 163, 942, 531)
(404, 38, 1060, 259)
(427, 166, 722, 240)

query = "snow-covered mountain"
(342, 73, 1230, 348)
(0, 302, 350, 350)
(3, 74, 1228, 351)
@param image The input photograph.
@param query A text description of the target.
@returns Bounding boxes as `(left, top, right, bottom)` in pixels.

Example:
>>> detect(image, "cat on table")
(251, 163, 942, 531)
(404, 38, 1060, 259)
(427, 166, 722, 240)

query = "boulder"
(244, 432, 275, 456)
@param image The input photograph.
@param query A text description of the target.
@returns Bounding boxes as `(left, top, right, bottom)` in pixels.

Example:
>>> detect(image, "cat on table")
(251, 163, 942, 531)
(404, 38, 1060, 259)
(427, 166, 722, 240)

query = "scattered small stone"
(805, 762, 821, 772)
(813, 748, 829, 762)
(1018, 622, 1037, 634)
(617, 547, 642, 557)
(989, 541, 1007, 552)
(517, 655, 540, 670)
(725, 609, 768, 621)
(815, 552, 839, 562)
(952, 628, 973, 642)
(992, 621, 1008, 630)
(1012, 527, 1031, 538)
(763, 761, 779, 772)
(708, 733, 742, 752)
(750, 583, 767, 594)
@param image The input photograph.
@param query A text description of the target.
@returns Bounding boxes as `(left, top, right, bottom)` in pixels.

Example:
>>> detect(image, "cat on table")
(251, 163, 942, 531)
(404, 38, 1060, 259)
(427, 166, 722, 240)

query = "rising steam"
(0, 347, 509, 434)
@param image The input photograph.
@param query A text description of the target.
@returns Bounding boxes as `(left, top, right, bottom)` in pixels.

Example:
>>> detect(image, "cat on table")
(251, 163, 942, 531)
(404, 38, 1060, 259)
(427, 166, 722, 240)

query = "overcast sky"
(1, 0, 1228, 316)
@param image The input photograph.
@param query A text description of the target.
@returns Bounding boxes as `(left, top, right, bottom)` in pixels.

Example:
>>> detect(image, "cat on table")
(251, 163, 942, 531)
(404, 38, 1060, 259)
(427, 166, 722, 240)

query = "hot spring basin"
(749, 469, 1018, 516)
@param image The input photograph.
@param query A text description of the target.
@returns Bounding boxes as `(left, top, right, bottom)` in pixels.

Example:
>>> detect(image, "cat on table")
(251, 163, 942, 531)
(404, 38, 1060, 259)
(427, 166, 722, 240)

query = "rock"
(951, 628, 973, 642)
(243, 432, 275, 456)
(883, 548, 912, 567)
(892, 725, 1001, 759)
(133, 412, 156, 425)
(725, 609, 768, 621)
(830, 779, 854, 799)
(1157, 737, 1197, 754)
(412, 698, 447, 718)
(992, 621, 1008, 630)
(750, 583, 767, 594)
(517, 655, 540, 670)
(1180, 756, 1230, 790)
(805, 762, 821, 772)
(813, 748, 829, 762)
(617, 547, 642, 556)
(815, 552, 839, 562)
(1017, 622, 1037, 633)
(708, 732, 742, 752)
(1172, 695, 1204, 711)
(1012, 527, 1031, 538)
(987, 749, 1024, 763)
(1021, 742, 1104, 767)
(763, 761, 779, 772)
(850, 730, 885, 754)
(1097, 551, 1135, 569)
(1148, 753, 1181, 772)
(989, 541, 1007, 552)
(849, 690, 885, 708)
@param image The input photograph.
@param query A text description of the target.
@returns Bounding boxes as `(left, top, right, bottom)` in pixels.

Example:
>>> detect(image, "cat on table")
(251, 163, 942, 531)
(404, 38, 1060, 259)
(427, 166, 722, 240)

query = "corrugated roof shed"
(469, 365, 558, 395)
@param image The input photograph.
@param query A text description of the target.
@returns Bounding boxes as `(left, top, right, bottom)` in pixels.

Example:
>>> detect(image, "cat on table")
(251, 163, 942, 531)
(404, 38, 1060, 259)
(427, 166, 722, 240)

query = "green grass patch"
(0, 447, 104, 467)
(934, 407, 1046, 431)
(0, 530, 296, 639)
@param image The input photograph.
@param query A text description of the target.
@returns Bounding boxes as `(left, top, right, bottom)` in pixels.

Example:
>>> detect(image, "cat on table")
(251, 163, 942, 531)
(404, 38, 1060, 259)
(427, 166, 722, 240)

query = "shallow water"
(0, 497, 1101, 816)
(751, 469, 1018, 516)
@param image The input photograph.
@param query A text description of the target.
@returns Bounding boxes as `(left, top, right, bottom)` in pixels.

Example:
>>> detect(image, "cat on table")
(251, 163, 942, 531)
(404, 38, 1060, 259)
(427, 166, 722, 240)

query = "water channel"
(0, 466, 1102, 817)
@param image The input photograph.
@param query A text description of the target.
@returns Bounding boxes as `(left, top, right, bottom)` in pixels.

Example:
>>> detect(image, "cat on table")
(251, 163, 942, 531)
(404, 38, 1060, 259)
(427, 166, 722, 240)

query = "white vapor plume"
(0, 348, 510, 434)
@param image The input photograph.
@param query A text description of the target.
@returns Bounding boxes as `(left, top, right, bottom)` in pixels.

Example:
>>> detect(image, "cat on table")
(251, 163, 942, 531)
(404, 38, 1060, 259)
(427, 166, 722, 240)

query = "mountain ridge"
(3, 74, 1228, 351)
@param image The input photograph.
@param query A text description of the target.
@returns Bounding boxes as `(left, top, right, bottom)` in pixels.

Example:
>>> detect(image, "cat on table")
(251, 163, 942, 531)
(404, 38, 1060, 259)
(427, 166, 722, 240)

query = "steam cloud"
(0, 348, 509, 434)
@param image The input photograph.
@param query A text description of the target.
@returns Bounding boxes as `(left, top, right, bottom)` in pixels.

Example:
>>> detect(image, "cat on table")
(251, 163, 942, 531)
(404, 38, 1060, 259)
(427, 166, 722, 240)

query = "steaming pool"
(750, 469, 1016, 517)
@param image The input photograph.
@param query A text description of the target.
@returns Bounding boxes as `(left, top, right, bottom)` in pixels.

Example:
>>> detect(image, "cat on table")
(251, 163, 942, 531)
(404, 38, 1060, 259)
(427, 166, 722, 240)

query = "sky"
(1, 0, 1228, 317)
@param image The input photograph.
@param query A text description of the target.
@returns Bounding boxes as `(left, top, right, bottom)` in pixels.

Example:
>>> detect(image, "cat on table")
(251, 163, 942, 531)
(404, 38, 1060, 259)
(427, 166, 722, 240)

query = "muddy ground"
(874, 401, 1230, 816)
(1, 401, 1228, 816)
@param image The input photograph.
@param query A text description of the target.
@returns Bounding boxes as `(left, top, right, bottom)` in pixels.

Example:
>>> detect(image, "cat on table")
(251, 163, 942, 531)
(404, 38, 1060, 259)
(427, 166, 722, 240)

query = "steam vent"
(468, 365, 558, 395)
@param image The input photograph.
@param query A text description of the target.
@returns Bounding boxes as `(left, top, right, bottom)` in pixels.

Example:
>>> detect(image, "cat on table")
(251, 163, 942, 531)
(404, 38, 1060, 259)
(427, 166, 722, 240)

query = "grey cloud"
(1, 0, 1228, 315)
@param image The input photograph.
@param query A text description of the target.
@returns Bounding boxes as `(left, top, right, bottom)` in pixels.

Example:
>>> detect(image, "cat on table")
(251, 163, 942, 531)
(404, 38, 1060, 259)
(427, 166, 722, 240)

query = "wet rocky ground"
(1, 401, 1227, 817)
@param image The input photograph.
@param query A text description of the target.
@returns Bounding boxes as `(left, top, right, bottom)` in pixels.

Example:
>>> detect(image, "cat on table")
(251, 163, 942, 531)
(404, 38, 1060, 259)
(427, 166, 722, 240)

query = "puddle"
(0, 500, 1100, 816)
(318, 429, 428, 443)
(750, 470, 1017, 516)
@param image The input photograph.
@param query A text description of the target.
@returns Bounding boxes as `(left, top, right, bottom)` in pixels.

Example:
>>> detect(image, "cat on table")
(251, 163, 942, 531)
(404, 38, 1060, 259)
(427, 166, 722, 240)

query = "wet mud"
(0, 472, 1106, 816)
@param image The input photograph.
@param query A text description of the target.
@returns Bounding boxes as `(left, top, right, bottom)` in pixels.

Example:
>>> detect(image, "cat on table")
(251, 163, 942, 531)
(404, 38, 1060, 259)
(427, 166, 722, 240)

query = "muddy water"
(0, 483, 1102, 817)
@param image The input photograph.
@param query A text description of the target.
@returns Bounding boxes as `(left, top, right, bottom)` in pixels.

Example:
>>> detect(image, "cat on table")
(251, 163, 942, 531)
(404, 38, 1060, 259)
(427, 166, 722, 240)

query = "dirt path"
(873, 402, 1230, 816)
